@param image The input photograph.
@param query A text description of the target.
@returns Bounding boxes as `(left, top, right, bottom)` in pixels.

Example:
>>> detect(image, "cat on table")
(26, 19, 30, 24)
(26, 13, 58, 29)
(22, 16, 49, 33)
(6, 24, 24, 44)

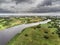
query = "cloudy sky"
(0, 0, 60, 13)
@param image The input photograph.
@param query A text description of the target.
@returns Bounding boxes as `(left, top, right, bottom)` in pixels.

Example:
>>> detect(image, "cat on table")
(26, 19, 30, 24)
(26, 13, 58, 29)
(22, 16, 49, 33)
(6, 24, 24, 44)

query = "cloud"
(0, 0, 45, 13)
(0, 9, 14, 13)
(30, 0, 60, 13)
(0, 0, 60, 13)
(14, 0, 33, 4)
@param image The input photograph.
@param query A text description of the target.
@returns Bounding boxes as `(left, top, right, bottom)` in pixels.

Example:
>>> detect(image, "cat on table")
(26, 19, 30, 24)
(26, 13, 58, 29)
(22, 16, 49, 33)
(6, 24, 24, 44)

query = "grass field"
(7, 21, 60, 45)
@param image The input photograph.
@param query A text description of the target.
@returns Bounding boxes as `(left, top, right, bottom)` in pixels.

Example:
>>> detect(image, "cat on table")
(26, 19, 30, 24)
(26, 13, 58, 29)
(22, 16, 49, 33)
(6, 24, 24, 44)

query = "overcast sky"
(0, 0, 60, 13)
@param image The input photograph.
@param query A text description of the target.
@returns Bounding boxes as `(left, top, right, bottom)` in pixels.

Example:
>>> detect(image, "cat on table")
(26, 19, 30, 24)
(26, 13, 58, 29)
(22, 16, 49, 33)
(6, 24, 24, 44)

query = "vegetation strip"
(0, 16, 44, 30)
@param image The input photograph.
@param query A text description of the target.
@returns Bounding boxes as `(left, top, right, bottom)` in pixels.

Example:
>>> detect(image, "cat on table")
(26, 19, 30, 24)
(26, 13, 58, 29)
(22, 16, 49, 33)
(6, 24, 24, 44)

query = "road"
(0, 19, 51, 45)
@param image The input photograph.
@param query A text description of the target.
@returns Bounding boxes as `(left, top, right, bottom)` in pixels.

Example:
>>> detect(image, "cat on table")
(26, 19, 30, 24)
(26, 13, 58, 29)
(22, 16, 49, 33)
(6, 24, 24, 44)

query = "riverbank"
(0, 16, 43, 30)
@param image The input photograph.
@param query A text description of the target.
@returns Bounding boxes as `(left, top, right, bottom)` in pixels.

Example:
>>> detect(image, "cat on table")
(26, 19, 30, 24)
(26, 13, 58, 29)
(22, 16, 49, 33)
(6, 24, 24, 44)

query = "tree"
(37, 24, 41, 28)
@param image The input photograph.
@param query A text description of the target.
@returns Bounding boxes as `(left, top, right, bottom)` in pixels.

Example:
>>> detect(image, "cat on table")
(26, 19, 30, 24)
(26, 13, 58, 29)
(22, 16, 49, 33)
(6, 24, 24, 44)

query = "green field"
(7, 19, 60, 45)
(0, 16, 43, 30)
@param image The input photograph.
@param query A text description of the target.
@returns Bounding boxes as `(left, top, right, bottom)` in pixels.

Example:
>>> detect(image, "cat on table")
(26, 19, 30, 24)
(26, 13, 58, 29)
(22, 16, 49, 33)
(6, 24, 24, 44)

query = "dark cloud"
(15, 0, 28, 3)
(30, 6, 60, 13)
(0, 9, 14, 13)
(15, 0, 52, 6)
(52, 0, 60, 2)
(0, 0, 5, 3)
(28, 0, 60, 13)
(41, 0, 52, 6)
(14, 0, 33, 4)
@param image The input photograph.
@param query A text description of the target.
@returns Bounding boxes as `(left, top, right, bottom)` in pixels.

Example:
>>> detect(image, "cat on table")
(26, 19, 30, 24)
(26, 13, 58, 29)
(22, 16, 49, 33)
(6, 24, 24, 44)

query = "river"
(0, 19, 51, 45)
